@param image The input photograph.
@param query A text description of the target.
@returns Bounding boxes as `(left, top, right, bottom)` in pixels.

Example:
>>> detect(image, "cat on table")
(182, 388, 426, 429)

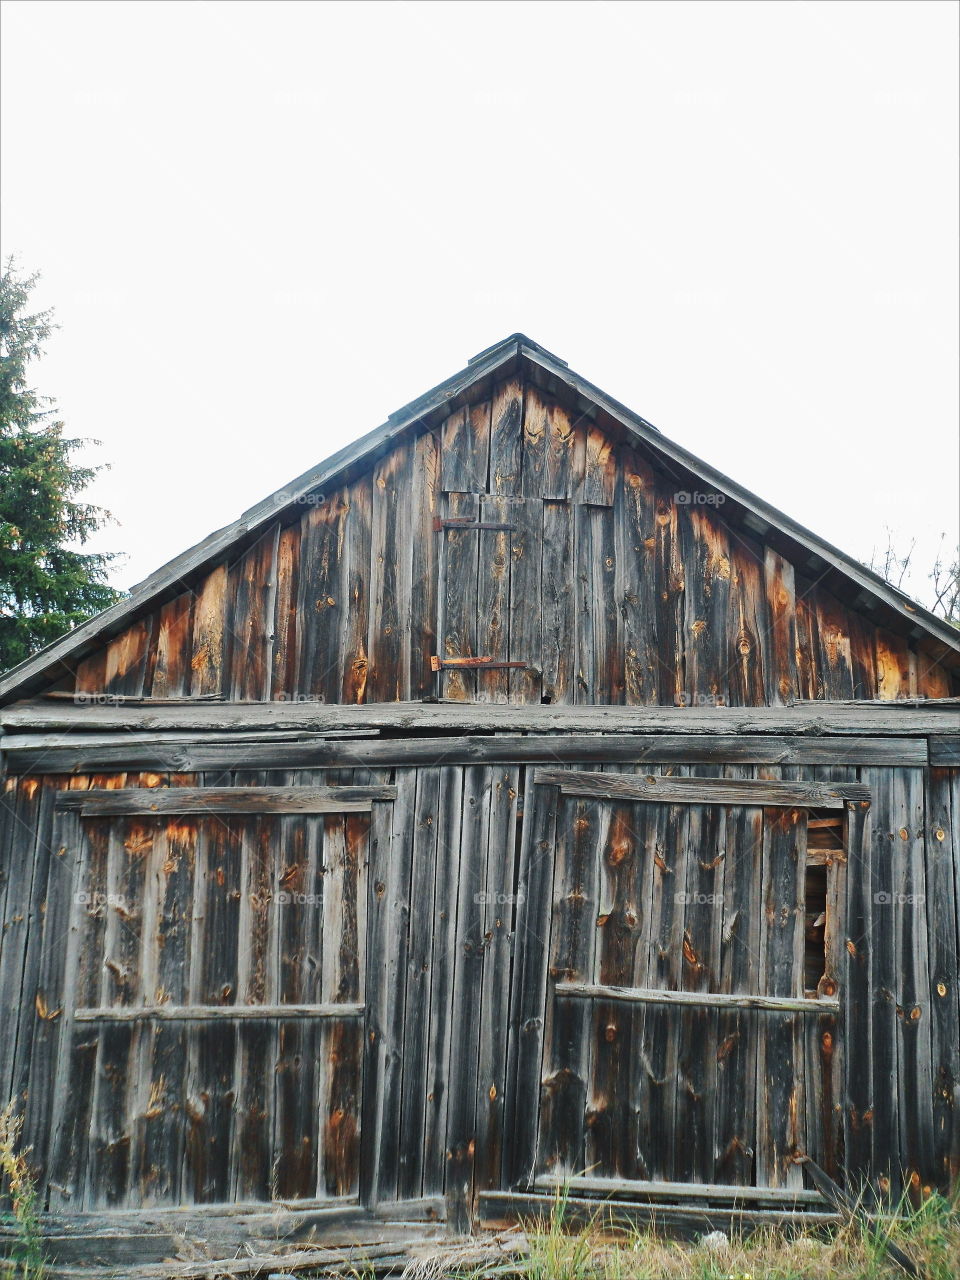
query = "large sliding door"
(508, 766, 869, 1194)
(46, 784, 393, 1210)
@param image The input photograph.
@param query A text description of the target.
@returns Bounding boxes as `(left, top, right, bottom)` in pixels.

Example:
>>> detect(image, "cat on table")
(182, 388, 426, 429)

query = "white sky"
(1, 0, 957, 606)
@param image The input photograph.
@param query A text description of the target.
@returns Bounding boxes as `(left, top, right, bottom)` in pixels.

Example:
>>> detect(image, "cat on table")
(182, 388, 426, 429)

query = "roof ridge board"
(520, 344, 960, 657)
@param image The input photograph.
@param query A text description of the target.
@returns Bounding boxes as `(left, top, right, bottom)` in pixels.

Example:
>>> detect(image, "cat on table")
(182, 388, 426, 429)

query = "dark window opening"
(805, 811, 845, 996)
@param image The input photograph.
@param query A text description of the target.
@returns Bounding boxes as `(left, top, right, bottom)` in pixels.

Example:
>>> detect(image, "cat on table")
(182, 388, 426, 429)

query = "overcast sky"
(2, 0, 957, 606)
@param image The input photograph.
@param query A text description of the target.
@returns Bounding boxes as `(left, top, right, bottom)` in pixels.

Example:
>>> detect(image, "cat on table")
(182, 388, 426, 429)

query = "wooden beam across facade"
(3, 697, 958, 735)
(534, 767, 872, 808)
(55, 785, 397, 816)
(1, 731, 930, 774)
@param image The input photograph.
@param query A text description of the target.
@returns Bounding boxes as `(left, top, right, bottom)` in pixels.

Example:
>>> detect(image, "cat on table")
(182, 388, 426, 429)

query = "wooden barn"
(1, 334, 958, 1264)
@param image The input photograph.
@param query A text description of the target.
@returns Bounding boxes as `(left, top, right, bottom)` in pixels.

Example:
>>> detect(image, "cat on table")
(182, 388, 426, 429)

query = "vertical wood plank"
(422, 767, 464, 1194)
(503, 768, 560, 1188)
(675, 781, 725, 1183)
(396, 768, 441, 1201)
(714, 771, 763, 1186)
(794, 580, 823, 701)
(654, 487, 686, 707)
(410, 429, 440, 698)
(104, 615, 156, 698)
(925, 768, 960, 1188)
(763, 549, 798, 706)
(682, 509, 731, 709)
(892, 768, 934, 1200)
(727, 536, 768, 707)
(368, 442, 414, 702)
(586, 783, 641, 1178)
(322, 807, 369, 1196)
(489, 376, 523, 496)
(580, 425, 616, 507)
(756, 799, 806, 1187)
(271, 524, 300, 701)
(361, 771, 414, 1205)
(541, 500, 574, 705)
(477, 496, 512, 703)
(231, 797, 275, 1203)
(875, 630, 912, 701)
(508, 498, 543, 704)
(151, 593, 195, 698)
(475, 765, 521, 1191)
(439, 495, 480, 701)
(616, 449, 659, 706)
(811, 588, 856, 701)
(539, 792, 605, 1178)
(863, 766, 902, 1197)
(273, 804, 321, 1199)
(189, 564, 228, 697)
(445, 765, 493, 1230)
(842, 799, 874, 1184)
(441, 401, 490, 494)
(575, 505, 617, 704)
(228, 527, 279, 701)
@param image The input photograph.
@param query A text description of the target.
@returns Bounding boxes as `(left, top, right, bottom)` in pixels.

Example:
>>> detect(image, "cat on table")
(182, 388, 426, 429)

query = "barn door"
(433, 495, 541, 701)
(45, 783, 393, 1211)
(508, 767, 869, 1194)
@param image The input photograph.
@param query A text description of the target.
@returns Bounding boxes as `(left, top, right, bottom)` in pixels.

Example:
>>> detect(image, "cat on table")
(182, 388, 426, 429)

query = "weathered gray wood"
(8, 697, 954, 734)
(756, 799, 807, 1188)
(535, 1172, 826, 1204)
(72, 1003, 365, 1022)
(713, 770, 763, 1187)
(924, 768, 960, 1188)
(503, 773, 560, 1187)
(3, 730, 928, 774)
(534, 768, 871, 808)
(554, 983, 838, 1013)
(928, 736, 960, 765)
(55, 786, 396, 815)
(479, 1188, 840, 1232)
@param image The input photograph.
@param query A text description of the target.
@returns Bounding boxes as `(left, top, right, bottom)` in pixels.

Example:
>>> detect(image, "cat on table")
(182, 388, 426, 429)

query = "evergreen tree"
(0, 259, 121, 671)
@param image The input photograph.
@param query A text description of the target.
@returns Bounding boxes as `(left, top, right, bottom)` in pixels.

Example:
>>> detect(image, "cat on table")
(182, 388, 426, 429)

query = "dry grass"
(380, 1182, 960, 1280)
(0, 1102, 47, 1279)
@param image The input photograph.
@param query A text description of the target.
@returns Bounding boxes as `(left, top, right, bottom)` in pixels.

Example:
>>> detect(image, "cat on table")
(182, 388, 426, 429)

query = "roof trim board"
(0, 333, 956, 703)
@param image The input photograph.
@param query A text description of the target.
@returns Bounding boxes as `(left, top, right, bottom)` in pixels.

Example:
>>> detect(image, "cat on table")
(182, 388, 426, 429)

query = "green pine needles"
(0, 258, 121, 673)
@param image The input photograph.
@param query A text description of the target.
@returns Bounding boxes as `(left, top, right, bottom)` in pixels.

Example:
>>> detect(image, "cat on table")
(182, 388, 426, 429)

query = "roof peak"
(467, 333, 568, 368)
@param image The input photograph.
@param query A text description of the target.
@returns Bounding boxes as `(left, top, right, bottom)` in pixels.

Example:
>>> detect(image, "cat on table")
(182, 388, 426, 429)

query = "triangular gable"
(1, 333, 957, 704)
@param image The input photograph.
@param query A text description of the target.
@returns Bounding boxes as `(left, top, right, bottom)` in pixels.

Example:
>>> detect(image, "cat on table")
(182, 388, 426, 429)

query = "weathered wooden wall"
(56, 378, 955, 706)
(2, 758, 957, 1213)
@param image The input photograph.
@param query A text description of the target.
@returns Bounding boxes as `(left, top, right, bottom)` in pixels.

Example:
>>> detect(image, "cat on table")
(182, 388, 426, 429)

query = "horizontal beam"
(73, 1003, 365, 1023)
(535, 768, 871, 809)
(534, 1173, 826, 1205)
(929, 735, 960, 766)
(478, 1190, 839, 1232)
(1, 732, 928, 775)
(554, 982, 839, 1014)
(3, 698, 957, 735)
(56, 785, 396, 816)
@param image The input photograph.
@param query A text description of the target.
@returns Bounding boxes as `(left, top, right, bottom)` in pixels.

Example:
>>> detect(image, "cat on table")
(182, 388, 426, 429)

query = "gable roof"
(1, 333, 958, 703)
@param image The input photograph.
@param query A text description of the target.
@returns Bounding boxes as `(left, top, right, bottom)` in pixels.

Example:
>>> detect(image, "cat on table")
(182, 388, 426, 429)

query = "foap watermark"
(75, 890, 130, 910)
(276, 891, 323, 907)
(675, 891, 724, 906)
(271, 489, 326, 509)
(674, 692, 726, 708)
(74, 691, 131, 706)
(474, 891, 525, 907)
(674, 490, 725, 507)
(874, 891, 925, 906)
